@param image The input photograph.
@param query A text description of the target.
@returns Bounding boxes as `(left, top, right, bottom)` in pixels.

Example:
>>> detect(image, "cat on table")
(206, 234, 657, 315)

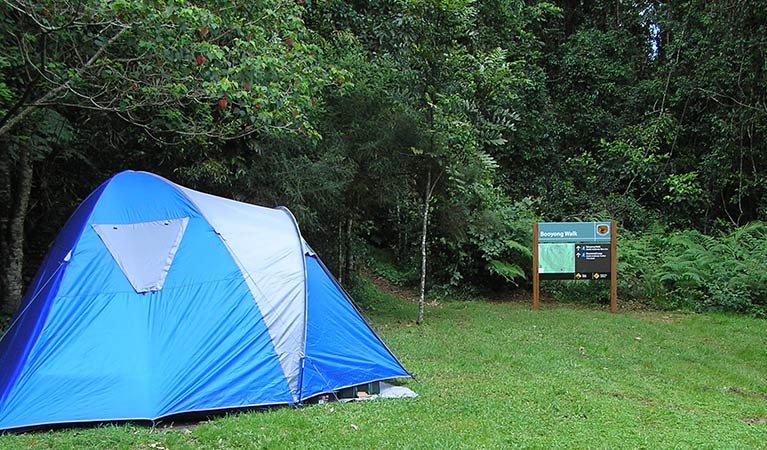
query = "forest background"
(1, 0, 766, 320)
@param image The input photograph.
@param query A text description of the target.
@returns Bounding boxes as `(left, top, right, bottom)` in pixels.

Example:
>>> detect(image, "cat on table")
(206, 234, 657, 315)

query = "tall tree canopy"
(0, 0, 330, 312)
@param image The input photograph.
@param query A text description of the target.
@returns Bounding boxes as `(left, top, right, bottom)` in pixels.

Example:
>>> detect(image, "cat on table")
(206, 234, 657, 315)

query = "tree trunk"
(417, 170, 431, 325)
(396, 202, 403, 259)
(560, 0, 580, 37)
(0, 147, 11, 312)
(343, 217, 353, 285)
(3, 147, 33, 314)
(337, 219, 344, 285)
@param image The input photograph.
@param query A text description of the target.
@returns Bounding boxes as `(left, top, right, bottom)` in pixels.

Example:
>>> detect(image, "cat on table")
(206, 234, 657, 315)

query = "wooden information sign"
(533, 221, 617, 312)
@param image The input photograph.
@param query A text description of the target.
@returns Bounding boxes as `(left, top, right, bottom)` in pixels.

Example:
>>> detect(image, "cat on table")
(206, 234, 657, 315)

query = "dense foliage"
(1, 0, 765, 316)
(544, 223, 767, 317)
(620, 223, 767, 317)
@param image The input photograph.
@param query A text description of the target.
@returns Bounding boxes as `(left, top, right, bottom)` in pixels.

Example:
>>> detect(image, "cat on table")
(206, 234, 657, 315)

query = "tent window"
(92, 217, 189, 293)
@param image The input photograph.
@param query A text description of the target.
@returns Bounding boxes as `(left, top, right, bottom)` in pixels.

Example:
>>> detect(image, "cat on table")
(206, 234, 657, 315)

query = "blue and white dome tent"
(0, 171, 410, 431)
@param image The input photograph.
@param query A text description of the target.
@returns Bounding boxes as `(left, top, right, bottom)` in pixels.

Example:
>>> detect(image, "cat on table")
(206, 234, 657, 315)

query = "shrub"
(543, 222, 767, 316)
(619, 222, 767, 316)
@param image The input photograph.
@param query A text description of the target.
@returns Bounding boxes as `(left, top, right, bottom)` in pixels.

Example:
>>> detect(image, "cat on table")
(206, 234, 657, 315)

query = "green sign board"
(533, 221, 618, 312)
(536, 222, 613, 281)
(538, 222, 612, 243)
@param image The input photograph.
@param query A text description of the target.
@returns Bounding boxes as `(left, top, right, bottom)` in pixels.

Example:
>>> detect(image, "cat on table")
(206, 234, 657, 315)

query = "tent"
(0, 170, 410, 431)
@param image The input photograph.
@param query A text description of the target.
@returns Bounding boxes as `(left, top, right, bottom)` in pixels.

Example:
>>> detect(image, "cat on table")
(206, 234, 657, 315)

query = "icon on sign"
(575, 273, 582, 279)
(596, 224, 609, 236)
(593, 273, 600, 279)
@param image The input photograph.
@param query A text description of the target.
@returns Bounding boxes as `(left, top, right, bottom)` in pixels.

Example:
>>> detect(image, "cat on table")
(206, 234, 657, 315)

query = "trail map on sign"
(538, 243, 574, 274)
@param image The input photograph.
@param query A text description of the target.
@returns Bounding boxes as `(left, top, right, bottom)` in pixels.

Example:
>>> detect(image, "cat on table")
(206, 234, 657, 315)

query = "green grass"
(1, 282, 766, 449)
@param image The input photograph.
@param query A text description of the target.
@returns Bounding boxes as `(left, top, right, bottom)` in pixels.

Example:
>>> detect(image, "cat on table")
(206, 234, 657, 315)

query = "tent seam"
(275, 206, 309, 403)
(144, 171, 305, 403)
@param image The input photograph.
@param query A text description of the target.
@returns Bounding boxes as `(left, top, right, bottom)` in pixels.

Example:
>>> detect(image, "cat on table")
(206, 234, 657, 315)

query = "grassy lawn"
(1, 281, 765, 449)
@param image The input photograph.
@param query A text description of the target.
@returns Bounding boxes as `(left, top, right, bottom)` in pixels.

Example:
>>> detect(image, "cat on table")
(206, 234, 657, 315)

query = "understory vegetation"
(536, 222, 767, 317)
(364, 220, 767, 318)
(618, 223, 767, 316)
(1, 282, 765, 448)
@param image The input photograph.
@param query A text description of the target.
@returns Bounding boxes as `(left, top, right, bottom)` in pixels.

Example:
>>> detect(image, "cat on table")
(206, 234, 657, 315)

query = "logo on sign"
(596, 223, 610, 236)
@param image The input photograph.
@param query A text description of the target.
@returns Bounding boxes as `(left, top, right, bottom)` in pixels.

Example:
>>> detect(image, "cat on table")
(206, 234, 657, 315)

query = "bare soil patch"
(743, 417, 767, 425)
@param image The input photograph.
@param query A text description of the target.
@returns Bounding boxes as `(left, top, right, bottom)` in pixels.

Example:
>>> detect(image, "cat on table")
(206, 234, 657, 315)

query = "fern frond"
(505, 239, 532, 257)
(487, 260, 526, 285)
(475, 149, 500, 172)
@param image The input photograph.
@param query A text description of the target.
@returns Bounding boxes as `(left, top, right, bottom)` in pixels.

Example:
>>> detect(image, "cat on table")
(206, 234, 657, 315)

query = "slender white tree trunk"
(417, 169, 431, 325)
(344, 217, 353, 284)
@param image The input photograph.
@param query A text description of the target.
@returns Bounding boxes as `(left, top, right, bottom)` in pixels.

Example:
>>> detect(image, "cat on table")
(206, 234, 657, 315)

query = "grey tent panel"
(92, 217, 189, 293)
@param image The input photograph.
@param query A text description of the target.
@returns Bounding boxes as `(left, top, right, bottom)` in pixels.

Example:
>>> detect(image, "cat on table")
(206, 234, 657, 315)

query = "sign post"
(610, 224, 617, 313)
(533, 223, 540, 310)
(532, 221, 617, 312)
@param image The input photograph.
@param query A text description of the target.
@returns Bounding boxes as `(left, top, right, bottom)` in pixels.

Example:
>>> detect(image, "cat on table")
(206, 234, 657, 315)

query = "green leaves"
(663, 172, 703, 205)
(486, 259, 526, 284)
(1, 0, 331, 142)
(619, 224, 767, 316)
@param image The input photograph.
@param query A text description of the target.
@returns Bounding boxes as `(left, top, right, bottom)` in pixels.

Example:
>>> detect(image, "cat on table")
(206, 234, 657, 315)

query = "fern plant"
(486, 259, 526, 286)
(619, 222, 767, 316)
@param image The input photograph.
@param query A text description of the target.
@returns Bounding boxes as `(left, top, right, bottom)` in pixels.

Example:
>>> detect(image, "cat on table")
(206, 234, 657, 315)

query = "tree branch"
(0, 25, 129, 138)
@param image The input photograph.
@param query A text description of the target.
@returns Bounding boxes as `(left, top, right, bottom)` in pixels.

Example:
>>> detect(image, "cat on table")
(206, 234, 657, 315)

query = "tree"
(658, 1, 767, 227)
(347, 0, 538, 322)
(0, 0, 330, 312)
